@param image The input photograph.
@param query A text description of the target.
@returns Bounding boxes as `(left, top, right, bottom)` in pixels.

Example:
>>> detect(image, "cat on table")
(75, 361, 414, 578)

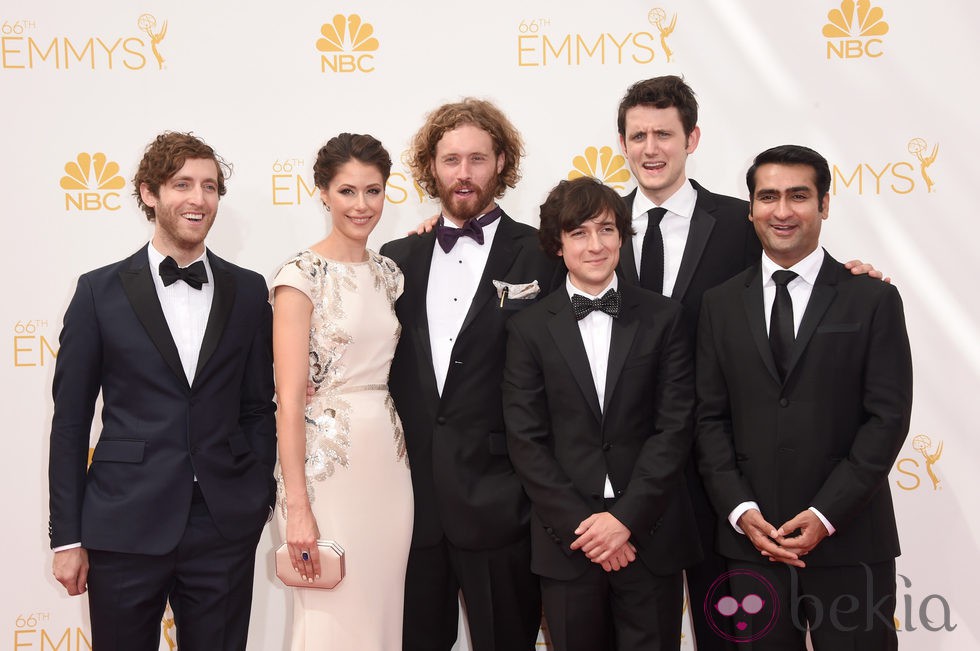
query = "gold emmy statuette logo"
(61, 152, 126, 211)
(907, 138, 938, 193)
(647, 8, 677, 62)
(317, 14, 378, 73)
(568, 146, 632, 191)
(823, 0, 888, 59)
(911, 434, 943, 490)
(137, 13, 168, 70)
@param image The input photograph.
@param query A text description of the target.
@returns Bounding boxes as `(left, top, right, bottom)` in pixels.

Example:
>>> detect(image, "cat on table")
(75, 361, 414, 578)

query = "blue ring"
(301, 551, 310, 562)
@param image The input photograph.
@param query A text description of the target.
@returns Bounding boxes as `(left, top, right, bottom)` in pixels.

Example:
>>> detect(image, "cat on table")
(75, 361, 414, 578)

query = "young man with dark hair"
(503, 176, 700, 650)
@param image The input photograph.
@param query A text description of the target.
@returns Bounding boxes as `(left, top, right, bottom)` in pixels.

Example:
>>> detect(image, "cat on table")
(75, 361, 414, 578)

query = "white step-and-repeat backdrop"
(3, 0, 976, 648)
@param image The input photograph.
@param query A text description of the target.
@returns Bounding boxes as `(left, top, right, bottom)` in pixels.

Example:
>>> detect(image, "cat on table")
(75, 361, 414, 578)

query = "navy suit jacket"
(48, 246, 276, 554)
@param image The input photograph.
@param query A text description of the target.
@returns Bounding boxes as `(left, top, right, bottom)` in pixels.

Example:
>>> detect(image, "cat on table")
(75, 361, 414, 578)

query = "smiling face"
(141, 157, 220, 265)
(432, 123, 504, 225)
(319, 159, 386, 247)
(558, 210, 622, 296)
(749, 163, 829, 268)
(620, 104, 700, 205)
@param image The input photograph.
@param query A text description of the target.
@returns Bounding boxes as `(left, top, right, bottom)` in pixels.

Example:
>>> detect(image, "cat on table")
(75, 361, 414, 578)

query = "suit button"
(436, 416, 447, 425)
(602, 443, 612, 451)
(779, 398, 789, 407)
(545, 527, 554, 534)
(190, 446, 199, 455)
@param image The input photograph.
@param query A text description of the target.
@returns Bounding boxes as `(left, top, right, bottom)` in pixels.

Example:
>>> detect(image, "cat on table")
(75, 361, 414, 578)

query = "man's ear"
(139, 182, 158, 208)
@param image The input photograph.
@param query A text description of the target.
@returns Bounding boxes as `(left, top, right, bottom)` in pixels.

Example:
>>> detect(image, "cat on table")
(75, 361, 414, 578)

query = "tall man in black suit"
(695, 145, 912, 649)
(614, 76, 880, 649)
(503, 177, 701, 650)
(48, 132, 276, 650)
(381, 99, 554, 651)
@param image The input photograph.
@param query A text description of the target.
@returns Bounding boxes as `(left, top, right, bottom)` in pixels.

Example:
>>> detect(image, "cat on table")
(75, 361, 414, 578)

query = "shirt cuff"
(53, 542, 82, 552)
(728, 501, 759, 534)
(809, 506, 835, 536)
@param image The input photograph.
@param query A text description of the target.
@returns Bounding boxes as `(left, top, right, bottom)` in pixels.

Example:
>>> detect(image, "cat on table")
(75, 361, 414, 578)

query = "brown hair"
(617, 76, 699, 138)
(406, 98, 524, 199)
(133, 132, 230, 221)
(313, 133, 392, 191)
(538, 177, 634, 258)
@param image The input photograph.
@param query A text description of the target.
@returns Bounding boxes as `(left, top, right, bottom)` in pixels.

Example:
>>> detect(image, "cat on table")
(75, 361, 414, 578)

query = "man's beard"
(437, 175, 498, 223)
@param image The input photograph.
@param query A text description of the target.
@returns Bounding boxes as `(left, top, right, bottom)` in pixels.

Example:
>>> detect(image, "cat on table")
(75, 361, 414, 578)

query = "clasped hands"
(570, 512, 636, 572)
(737, 508, 829, 568)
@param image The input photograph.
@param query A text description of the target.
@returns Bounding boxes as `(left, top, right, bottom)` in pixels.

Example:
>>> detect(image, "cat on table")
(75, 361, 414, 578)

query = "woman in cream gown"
(271, 133, 412, 650)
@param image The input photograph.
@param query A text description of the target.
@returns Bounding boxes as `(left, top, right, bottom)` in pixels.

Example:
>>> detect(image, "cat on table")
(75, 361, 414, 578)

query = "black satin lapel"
(119, 261, 189, 390)
(195, 261, 234, 383)
(672, 207, 715, 301)
(458, 218, 518, 335)
(404, 233, 439, 396)
(547, 299, 602, 423)
(618, 190, 640, 286)
(603, 297, 639, 414)
(741, 268, 781, 384)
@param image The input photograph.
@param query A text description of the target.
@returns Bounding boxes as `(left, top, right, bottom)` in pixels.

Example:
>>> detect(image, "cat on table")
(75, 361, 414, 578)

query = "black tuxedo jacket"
(618, 180, 760, 334)
(502, 283, 701, 580)
(695, 252, 912, 566)
(381, 213, 558, 550)
(48, 246, 277, 554)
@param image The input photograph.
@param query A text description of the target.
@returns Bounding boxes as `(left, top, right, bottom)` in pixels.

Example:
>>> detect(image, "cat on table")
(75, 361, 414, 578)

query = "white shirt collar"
(761, 247, 825, 287)
(565, 273, 619, 301)
(631, 178, 697, 220)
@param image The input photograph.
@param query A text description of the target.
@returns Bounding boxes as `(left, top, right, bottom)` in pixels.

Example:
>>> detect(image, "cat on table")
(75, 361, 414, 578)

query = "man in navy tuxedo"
(48, 132, 276, 650)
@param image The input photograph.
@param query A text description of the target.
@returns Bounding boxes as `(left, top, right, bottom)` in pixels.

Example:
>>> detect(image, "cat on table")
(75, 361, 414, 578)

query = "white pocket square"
(493, 279, 540, 300)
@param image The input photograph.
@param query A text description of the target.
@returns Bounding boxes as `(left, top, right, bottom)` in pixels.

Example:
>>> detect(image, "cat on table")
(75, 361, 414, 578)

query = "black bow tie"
(435, 207, 503, 253)
(159, 256, 208, 290)
(571, 289, 620, 320)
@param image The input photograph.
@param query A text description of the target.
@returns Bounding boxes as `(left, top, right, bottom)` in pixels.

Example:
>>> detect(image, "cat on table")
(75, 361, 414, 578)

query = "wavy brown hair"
(406, 98, 524, 199)
(133, 132, 230, 221)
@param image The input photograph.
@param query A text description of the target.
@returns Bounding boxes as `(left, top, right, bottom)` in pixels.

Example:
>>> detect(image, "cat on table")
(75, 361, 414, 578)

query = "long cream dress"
(271, 249, 413, 650)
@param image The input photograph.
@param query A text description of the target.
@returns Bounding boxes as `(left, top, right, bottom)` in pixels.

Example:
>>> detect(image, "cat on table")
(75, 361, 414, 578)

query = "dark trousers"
(402, 535, 541, 651)
(723, 559, 898, 650)
(87, 487, 262, 651)
(541, 560, 683, 651)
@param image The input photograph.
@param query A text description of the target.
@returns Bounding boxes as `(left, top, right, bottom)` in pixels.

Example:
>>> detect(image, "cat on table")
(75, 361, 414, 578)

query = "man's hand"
(408, 214, 440, 236)
(773, 510, 829, 561)
(570, 512, 631, 564)
(844, 259, 890, 284)
(599, 541, 637, 572)
(53, 547, 89, 596)
(736, 509, 803, 567)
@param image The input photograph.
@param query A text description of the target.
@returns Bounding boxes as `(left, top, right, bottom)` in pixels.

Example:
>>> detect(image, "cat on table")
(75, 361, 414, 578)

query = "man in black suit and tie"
(503, 176, 700, 650)
(381, 99, 554, 651)
(614, 76, 880, 649)
(695, 145, 912, 649)
(48, 132, 276, 650)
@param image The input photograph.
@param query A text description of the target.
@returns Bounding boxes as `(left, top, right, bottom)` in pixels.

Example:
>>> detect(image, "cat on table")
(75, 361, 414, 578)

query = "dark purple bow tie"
(435, 207, 503, 253)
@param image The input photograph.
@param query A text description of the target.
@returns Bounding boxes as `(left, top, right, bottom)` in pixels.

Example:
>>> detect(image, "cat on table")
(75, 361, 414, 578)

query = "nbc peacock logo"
(317, 14, 378, 74)
(568, 146, 632, 192)
(823, 0, 889, 59)
(60, 152, 126, 212)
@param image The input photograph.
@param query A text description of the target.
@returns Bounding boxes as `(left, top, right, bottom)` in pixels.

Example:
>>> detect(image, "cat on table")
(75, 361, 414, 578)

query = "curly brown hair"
(133, 132, 230, 221)
(406, 98, 524, 199)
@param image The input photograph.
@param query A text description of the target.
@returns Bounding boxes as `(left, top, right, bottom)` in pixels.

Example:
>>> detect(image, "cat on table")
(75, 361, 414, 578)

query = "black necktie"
(571, 289, 621, 321)
(435, 207, 503, 253)
(638, 207, 667, 293)
(159, 256, 208, 290)
(769, 270, 798, 381)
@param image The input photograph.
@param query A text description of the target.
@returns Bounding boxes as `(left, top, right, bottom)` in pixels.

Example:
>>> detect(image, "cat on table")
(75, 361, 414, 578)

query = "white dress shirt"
(630, 179, 698, 298)
(147, 243, 214, 386)
(728, 247, 836, 537)
(566, 274, 618, 498)
(427, 214, 501, 395)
